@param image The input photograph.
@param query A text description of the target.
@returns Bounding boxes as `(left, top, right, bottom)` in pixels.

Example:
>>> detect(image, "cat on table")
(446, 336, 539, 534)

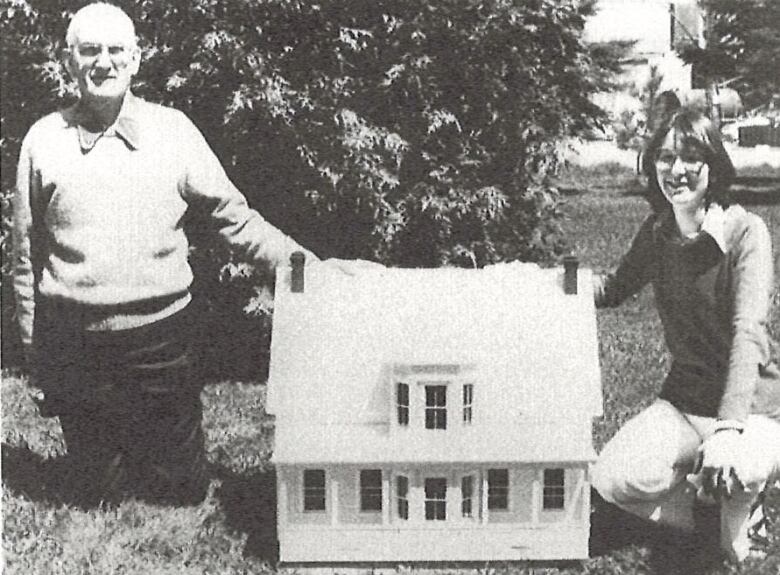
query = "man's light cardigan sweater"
(13, 93, 305, 345)
(594, 206, 780, 423)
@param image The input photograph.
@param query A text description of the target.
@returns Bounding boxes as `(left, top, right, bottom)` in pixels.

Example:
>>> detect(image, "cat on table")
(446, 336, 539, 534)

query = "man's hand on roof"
(322, 258, 385, 276)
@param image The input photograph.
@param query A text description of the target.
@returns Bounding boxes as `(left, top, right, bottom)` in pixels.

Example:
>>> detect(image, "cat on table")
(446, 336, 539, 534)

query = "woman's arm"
(719, 215, 774, 421)
(592, 214, 658, 308)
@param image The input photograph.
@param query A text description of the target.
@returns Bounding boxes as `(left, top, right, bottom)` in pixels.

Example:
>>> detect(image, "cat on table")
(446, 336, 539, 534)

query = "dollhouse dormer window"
(392, 363, 476, 429)
(396, 382, 410, 426)
(462, 383, 474, 424)
(424, 385, 447, 429)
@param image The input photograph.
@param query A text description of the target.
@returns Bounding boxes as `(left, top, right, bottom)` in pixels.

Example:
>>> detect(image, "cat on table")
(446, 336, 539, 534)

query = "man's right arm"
(12, 130, 38, 357)
(177, 112, 318, 268)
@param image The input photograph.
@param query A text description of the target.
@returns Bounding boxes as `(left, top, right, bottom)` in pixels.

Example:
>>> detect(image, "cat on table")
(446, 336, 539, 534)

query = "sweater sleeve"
(592, 214, 657, 308)
(11, 130, 38, 351)
(178, 113, 317, 267)
(718, 216, 774, 421)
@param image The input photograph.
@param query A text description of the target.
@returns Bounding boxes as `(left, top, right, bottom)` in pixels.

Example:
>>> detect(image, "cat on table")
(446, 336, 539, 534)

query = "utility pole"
(698, 1, 722, 128)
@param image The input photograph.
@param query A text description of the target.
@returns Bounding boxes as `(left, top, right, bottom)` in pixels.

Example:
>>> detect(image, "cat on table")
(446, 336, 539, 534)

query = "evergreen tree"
(678, 0, 780, 109)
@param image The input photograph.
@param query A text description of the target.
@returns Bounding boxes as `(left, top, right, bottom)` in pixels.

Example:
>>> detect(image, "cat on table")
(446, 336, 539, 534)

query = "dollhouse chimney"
(563, 255, 578, 295)
(291, 251, 306, 293)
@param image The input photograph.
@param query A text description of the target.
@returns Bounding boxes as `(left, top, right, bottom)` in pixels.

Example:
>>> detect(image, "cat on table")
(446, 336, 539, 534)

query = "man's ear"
(62, 47, 76, 80)
(128, 45, 141, 76)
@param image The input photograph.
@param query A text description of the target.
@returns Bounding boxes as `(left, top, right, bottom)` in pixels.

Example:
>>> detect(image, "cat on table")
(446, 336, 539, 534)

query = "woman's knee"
(591, 456, 623, 503)
(593, 451, 679, 505)
(594, 400, 702, 504)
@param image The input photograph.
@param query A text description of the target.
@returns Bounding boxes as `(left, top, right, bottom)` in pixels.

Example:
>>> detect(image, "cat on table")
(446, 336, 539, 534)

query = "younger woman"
(592, 107, 780, 562)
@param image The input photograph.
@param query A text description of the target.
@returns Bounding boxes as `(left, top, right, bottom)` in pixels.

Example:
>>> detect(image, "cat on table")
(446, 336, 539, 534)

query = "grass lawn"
(3, 165, 779, 574)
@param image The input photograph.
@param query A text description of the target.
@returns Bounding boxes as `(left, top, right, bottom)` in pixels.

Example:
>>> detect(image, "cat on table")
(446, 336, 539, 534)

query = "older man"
(12, 3, 356, 506)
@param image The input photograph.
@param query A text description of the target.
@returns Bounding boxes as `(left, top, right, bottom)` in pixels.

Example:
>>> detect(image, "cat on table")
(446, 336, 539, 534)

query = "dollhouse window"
(543, 468, 565, 510)
(424, 385, 447, 429)
(461, 476, 474, 517)
(302, 469, 326, 511)
(396, 382, 410, 425)
(396, 475, 409, 520)
(392, 364, 476, 430)
(487, 469, 509, 510)
(462, 383, 474, 423)
(360, 469, 383, 512)
(425, 477, 447, 520)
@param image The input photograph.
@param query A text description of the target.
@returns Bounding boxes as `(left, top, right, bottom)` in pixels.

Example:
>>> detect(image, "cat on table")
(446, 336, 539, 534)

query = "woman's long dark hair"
(641, 106, 736, 213)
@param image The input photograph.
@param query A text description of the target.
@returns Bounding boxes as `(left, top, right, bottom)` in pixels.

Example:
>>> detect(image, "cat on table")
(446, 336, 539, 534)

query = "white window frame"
(358, 469, 383, 513)
(542, 468, 566, 511)
(302, 468, 327, 513)
(424, 476, 448, 521)
(487, 468, 510, 512)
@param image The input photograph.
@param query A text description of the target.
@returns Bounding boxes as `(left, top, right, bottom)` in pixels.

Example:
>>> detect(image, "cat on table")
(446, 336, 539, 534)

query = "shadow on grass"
(3, 440, 281, 562)
(213, 466, 279, 563)
(590, 490, 724, 575)
(1, 442, 85, 507)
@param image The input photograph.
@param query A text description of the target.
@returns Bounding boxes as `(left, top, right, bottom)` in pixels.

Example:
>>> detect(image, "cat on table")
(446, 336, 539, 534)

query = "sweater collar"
(653, 207, 726, 254)
(70, 92, 141, 152)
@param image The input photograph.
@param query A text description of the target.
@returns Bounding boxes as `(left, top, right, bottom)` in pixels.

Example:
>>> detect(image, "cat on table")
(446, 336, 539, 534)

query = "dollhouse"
(266, 256, 602, 562)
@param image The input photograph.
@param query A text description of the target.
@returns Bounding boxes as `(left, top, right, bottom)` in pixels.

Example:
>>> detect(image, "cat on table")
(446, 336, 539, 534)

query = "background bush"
(1, 0, 614, 374)
(611, 65, 666, 151)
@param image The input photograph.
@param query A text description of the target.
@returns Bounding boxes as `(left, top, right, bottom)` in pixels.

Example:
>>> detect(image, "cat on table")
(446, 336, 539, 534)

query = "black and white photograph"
(1, 1, 779, 573)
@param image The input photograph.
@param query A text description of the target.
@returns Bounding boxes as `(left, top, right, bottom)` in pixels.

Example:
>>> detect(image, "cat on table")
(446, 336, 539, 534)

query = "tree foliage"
(613, 65, 665, 151)
(1, 0, 614, 369)
(678, 0, 780, 109)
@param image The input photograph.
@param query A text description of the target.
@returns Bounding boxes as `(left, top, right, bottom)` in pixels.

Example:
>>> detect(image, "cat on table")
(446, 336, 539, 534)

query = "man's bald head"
(66, 3, 137, 48)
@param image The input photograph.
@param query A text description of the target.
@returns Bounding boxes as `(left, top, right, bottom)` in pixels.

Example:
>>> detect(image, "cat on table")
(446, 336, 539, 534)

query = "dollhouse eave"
(271, 420, 597, 465)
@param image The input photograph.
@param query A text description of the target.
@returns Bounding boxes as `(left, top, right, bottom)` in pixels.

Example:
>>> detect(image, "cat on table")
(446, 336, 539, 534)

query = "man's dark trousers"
(34, 301, 209, 506)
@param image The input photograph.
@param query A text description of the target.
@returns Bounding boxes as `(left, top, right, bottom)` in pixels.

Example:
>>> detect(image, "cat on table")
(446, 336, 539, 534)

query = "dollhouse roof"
(267, 261, 602, 464)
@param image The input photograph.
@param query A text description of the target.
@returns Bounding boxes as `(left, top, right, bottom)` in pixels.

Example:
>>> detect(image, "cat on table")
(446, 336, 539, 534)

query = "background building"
(586, 0, 701, 118)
